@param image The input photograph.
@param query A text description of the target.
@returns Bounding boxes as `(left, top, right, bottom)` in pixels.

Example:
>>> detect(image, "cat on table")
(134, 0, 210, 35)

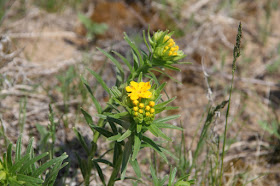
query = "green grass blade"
(87, 68, 111, 95)
(80, 75, 102, 113)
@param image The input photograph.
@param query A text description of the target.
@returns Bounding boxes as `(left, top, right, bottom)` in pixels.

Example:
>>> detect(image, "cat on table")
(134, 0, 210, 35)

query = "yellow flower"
(150, 108, 155, 113)
(133, 100, 139, 105)
(145, 112, 151, 117)
(163, 35, 179, 56)
(149, 101, 155, 107)
(133, 107, 139, 111)
(145, 106, 150, 111)
(139, 109, 144, 114)
(139, 103, 144, 108)
(126, 81, 152, 101)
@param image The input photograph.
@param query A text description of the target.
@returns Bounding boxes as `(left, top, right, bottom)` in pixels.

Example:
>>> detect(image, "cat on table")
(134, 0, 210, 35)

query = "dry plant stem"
(219, 22, 242, 185)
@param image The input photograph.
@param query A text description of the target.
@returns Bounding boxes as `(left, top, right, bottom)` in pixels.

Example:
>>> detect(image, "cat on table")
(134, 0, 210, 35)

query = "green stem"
(219, 22, 242, 185)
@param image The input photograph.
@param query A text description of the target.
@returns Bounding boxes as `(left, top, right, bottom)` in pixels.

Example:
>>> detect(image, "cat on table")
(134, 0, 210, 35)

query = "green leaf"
(32, 153, 68, 177)
(154, 97, 176, 110)
(117, 129, 132, 142)
(153, 122, 183, 131)
(87, 68, 111, 95)
(149, 125, 172, 141)
(137, 124, 142, 133)
(15, 134, 22, 162)
(142, 136, 161, 152)
(97, 47, 125, 83)
(160, 147, 179, 161)
(124, 33, 144, 67)
(10, 154, 30, 174)
(143, 30, 151, 53)
(151, 68, 182, 84)
(112, 51, 133, 72)
(121, 138, 133, 180)
(18, 152, 49, 174)
(17, 174, 44, 184)
(94, 159, 113, 167)
(81, 108, 94, 125)
(130, 159, 141, 178)
(142, 137, 168, 163)
(132, 134, 141, 161)
(164, 64, 181, 71)
(155, 115, 181, 123)
(80, 75, 102, 113)
(89, 124, 114, 138)
(150, 165, 158, 185)
(7, 143, 12, 168)
(73, 127, 90, 155)
(108, 133, 121, 141)
(43, 162, 68, 186)
(168, 167, 177, 185)
(93, 161, 105, 185)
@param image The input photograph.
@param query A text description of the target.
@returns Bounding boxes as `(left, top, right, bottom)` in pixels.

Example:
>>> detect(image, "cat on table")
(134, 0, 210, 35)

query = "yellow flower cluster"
(126, 81, 156, 125)
(126, 81, 152, 101)
(163, 35, 179, 56)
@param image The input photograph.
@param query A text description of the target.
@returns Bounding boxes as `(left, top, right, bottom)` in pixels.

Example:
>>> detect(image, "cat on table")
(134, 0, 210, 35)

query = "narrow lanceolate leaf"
(17, 174, 44, 184)
(136, 124, 142, 133)
(141, 137, 168, 163)
(7, 143, 13, 168)
(89, 124, 114, 138)
(132, 134, 141, 161)
(18, 152, 49, 174)
(117, 129, 132, 142)
(130, 159, 141, 178)
(124, 33, 144, 67)
(108, 133, 121, 141)
(154, 115, 181, 123)
(149, 125, 172, 142)
(154, 97, 176, 110)
(43, 162, 68, 186)
(93, 161, 105, 185)
(153, 122, 183, 131)
(80, 75, 102, 113)
(94, 159, 113, 167)
(73, 128, 90, 155)
(160, 147, 179, 161)
(112, 51, 133, 72)
(97, 47, 125, 83)
(32, 153, 68, 177)
(121, 138, 133, 180)
(150, 165, 159, 185)
(164, 64, 181, 71)
(81, 108, 93, 125)
(143, 30, 151, 53)
(87, 68, 111, 95)
(16, 134, 22, 162)
(10, 154, 30, 174)
(168, 167, 177, 185)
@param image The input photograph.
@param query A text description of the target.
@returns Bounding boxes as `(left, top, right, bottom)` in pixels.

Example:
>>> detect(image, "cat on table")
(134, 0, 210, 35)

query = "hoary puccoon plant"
(76, 30, 195, 185)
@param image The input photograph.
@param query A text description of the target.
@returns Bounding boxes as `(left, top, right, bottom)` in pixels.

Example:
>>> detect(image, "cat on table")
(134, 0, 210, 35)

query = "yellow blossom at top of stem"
(126, 81, 152, 101)
(163, 35, 179, 56)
